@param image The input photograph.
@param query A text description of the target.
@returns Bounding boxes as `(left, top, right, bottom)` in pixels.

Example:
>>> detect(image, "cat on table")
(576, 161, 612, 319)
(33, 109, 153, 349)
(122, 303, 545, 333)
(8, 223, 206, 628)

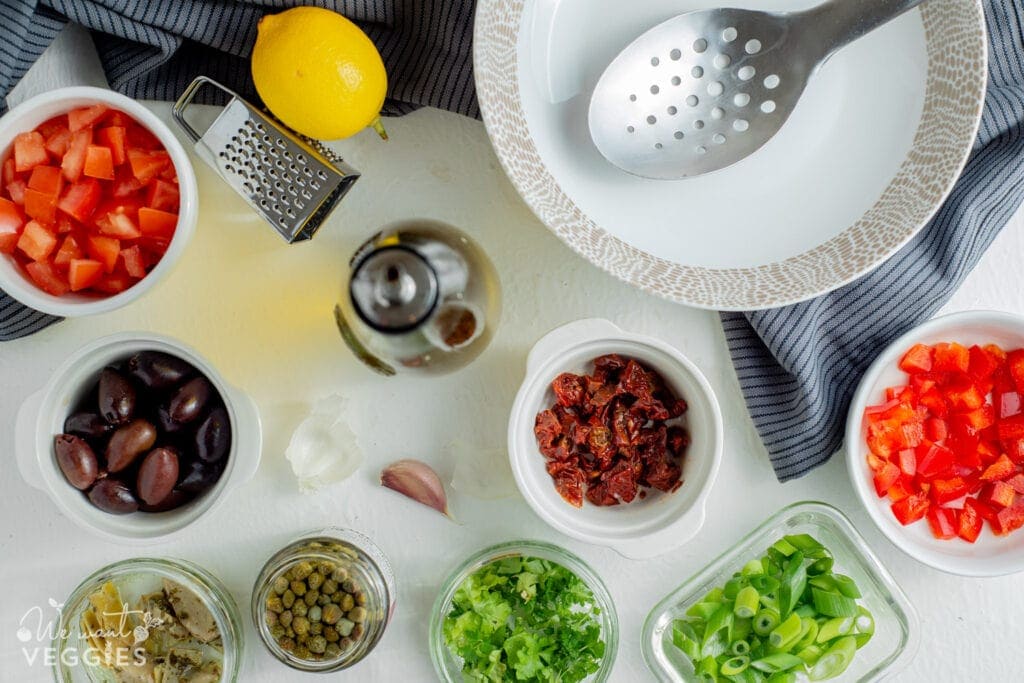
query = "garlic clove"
(380, 459, 450, 518)
(285, 395, 362, 494)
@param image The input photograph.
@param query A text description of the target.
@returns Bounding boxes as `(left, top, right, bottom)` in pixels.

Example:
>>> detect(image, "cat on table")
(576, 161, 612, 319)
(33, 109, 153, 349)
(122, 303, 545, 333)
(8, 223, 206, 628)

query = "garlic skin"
(285, 395, 362, 494)
(381, 459, 450, 517)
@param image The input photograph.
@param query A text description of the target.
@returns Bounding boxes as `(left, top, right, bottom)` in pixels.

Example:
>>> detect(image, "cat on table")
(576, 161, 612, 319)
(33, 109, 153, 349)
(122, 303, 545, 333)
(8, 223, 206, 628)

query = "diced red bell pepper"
(967, 497, 999, 525)
(931, 477, 972, 505)
(873, 461, 901, 497)
(53, 235, 83, 268)
(924, 417, 948, 442)
(927, 506, 958, 539)
(82, 144, 114, 180)
(997, 415, 1024, 442)
(61, 129, 91, 182)
(933, 342, 970, 373)
(899, 344, 933, 374)
(982, 480, 1016, 508)
(910, 373, 939, 394)
(918, 387, 948, 417)
(900, 421, 924, 449)
(85, 235, 120, 273)
(14, 131, 48, 172)
(957, 499, 984, 542)
(1, 157, 14, 186)
(27, 165, 63, 198)
(125, 123, 162, 150)
(917, 443, 955, 480)
(119, 245, 146, 278)
(112, 166, 144, 198)
(24, 260, 68, 296)
(980, 453, 1015, 481)
(897, 448, 917, 477)
(891, 494, 930, 526)
(944, 379, 985, 412)
(1004, 439, 1024, 465)
(1004, 473, 1024, 495)
(998, 390, 1022, 419)
(968, 344, 1001, 380)
(1008, 350, 1024, 394)
(994, 502, 1024, 535)
(866, 452, 886, 472)
(57, 179, 102, 223)
(67, 258, 104, 291)
(887, 477, 914, 503)
(67, 104, 109, 132)
(960, 405, 995, 431)
(16, 220, 56, 261)
(96, 126, 127, 165)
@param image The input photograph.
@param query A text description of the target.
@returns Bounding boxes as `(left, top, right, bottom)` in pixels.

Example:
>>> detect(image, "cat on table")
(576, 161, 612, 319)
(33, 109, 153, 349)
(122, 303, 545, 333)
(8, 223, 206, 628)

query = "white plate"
(474, 0, 987, 309)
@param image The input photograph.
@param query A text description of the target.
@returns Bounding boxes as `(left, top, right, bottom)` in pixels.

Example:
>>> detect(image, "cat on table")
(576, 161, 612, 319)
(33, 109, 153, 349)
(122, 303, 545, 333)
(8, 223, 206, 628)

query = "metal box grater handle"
(172, 76, 361, 243)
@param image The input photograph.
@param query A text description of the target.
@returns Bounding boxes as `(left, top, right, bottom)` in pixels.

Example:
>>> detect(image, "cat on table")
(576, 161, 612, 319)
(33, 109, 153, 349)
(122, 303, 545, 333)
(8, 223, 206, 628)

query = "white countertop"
(2, 25, 1023, 682)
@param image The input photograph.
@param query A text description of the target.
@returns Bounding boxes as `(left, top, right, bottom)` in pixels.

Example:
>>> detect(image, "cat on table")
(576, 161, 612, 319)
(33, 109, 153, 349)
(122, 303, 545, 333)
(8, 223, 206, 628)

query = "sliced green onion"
(733, 616, 752, 643)
(702, 604, 733, 657)
(796, 644, 822, 665)
(795, 617, 819, 649)
(749, 575, 780, 594)
(734, 585, 761, 618)
(731, 639, 752, 656)
(766, 673, 799, 683)
(830, 574, 862, 599)
(772, 538, 798, 557)
(816, 616, 854, 643)
(753, 609, 781, 636)
(741, 559, 765, 576)
(721, 655, 750, 675)
(811, 587, 858, 618)
(769, 612, 803, 649)
(724, 576, 748, 600)
(854, 632, 873, 649)
(687, 601, 721, 620)
(807, 557, 834, 575)
(751, 652, 804, 673)
(671, 620, 700, 660)
(807, 636, 857, 681)
(697, 654, 719, 679)
(783, 533, 827, 557)
(778, 552, 807, 618)
(854, 606, 875, 635)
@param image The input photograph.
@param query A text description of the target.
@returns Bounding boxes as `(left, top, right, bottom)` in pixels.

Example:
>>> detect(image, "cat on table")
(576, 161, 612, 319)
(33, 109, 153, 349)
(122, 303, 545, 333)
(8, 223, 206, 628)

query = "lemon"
(252, 7, 388, 140)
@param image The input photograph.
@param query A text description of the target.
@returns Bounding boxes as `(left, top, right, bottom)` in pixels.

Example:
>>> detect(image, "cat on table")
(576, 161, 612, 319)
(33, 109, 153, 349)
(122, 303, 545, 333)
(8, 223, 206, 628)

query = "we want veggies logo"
(16, 597, 161, 667)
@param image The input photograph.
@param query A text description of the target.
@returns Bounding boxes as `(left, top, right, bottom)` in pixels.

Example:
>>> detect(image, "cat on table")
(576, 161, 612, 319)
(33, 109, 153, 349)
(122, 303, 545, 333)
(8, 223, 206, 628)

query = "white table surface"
(3, 25, 1023, 683)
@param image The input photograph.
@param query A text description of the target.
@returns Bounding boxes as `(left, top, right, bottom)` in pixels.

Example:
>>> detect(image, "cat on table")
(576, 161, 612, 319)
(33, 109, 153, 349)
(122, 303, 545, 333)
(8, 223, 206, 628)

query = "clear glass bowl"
(54, 557, 243, 682)
(251, 528, 395, 672)
(429, 540, 619, 682)
(642, 502, 919, 682)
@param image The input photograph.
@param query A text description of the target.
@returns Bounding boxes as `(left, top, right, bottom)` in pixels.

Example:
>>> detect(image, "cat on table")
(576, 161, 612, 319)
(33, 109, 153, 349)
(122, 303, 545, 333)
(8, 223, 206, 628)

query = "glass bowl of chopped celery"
(430, 540, 618, 682)
(642, 501, 918, 682)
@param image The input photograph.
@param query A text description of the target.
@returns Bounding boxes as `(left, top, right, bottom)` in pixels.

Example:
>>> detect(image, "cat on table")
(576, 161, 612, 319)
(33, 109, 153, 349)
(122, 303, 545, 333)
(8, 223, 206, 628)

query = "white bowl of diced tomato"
(847, 310, 1024, 576)
(0, 87, 197, 316)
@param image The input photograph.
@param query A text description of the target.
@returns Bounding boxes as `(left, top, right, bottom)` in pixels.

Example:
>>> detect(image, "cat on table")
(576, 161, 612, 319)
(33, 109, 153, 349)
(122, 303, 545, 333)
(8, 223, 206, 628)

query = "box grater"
(172, 76, 361, 243)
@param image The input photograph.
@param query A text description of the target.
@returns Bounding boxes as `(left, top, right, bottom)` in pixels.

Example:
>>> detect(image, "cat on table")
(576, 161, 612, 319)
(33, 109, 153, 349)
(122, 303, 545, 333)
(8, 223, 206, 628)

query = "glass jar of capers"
(252, 528, 395, 672)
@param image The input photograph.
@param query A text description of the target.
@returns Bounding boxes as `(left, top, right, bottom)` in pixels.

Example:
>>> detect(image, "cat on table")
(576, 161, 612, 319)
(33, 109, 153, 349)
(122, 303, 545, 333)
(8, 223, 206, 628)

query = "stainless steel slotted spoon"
(588, 0, 927, 179)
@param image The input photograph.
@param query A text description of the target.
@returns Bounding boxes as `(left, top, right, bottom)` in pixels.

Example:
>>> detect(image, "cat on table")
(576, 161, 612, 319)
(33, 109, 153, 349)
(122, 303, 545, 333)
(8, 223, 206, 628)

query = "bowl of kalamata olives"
(14, 331, 261, 542)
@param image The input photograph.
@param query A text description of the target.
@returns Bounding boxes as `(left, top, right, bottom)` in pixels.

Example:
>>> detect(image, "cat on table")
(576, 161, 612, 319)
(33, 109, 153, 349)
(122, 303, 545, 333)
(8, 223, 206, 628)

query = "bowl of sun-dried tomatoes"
(509, 318, 723, 559)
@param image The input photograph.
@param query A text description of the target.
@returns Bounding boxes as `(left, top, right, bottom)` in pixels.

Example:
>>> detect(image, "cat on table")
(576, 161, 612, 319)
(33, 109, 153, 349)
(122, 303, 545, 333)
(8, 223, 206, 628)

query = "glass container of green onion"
(642, 502, 918, 682)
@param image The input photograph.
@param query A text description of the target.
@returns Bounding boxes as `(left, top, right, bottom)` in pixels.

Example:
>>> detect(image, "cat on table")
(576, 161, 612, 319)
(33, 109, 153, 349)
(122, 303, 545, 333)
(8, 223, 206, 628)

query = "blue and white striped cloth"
(2, 2, 1023, 485)
(722, 0, 1024, 480)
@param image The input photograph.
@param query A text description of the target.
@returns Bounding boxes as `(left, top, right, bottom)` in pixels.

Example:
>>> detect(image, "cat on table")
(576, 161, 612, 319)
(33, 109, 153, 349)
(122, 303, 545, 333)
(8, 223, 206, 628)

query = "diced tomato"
(138, 207, 177, 241)
(899, 343, 933, 374)
(125, 123, 161, 150)
(994, 502, 1024, 535)
(891, 494, 929, 526)
(6, 179, 26, 205)
(23, 188, 58, 224)
(120, 245, 146, 278)
(144, 179, 179, 212)
(980, 453, 1015, 481)
(0, 196, 24, 234)
(27, 165, 63, 198)
(924, 417, 948, 442)
(873, 461, 901, 497)
(92, 270, 135, 294)
(931, 477, 971, 505)
(53, 235, 83, 268)
(56, 179, 102, 223)
(98, 209, 141, 239)
(85, 235, 120, 273)
(24, 260, 68, 296)
(1, 158, 14, 185)
(36, 116, 67, 140)
(67, 104, 109, 133)
(933, 342, 970, 373)
(61, 129, 91, 182)
(127, 149, 171, 184)
(927, 506, 958, 539)
(16, 220, 56, 262)
(917, 443, 955, 480)
(957, 499, 984, 542)
(82, 145, 114, 180)
(981, 480, 1016, 508)
(112, 166, 144, 198)
(14, 131, 48, 172)
(968, 344, 1001, 380)
(67, 258, 104, 291)
(44, 127, 72, 158)
(96, 126, 127, 165)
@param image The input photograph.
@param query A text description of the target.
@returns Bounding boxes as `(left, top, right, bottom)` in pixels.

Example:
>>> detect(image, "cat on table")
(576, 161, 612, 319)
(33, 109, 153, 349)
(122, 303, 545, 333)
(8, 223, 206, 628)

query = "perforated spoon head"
(588, 9, 808, 179)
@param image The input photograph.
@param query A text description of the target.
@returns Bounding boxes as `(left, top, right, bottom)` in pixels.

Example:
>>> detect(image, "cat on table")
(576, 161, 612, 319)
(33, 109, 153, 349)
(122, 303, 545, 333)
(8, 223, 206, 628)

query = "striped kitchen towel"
(0, 0, 477, 340)
(722, 0, 1024, 480)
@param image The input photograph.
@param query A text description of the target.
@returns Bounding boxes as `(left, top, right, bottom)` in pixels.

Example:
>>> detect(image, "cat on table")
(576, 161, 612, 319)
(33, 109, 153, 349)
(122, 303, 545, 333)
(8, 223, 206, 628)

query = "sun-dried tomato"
(535, 355, 690, 507)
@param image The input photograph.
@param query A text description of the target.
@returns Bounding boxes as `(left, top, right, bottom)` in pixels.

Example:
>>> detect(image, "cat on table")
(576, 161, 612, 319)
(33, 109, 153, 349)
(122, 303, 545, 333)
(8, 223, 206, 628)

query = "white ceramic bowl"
(847, 310, 1024, 576)
(508, 318, 722, 559)
(0, 87, 198, 316)
(14, 332, 261, 544)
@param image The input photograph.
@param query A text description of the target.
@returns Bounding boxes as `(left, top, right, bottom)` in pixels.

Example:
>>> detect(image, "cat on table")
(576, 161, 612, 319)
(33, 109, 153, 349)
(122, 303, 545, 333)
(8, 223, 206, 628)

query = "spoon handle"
(800, 0, 928, 61)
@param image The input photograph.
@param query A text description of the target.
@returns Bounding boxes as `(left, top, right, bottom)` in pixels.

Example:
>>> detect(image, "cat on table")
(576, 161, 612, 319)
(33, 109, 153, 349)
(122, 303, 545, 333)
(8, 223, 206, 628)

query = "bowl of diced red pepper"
(0, 86, 197, 316)
(847, 310, 1024, 576)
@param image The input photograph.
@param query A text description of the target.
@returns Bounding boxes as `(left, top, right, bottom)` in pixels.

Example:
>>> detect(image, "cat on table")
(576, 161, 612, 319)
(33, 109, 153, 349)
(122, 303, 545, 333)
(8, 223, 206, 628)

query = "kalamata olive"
(137, 447, 180, 506)
(177, 459, 221, 494)
(168, 377, 213, 424)
(156, 405, 186, 434)
(105, 419, 158, 472)
(195, 406, 230, 463)
(140, 488, 193, 513)
(87, 479, 139, 514)
(127, 351, 195, 389)
(54, 434, 99, 490)
(98, 368, 137, 425)
(63, 412, 114, 440)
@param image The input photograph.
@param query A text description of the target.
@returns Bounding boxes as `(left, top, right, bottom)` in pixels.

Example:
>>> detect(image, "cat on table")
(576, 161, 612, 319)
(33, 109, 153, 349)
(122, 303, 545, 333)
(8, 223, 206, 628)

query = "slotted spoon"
(589, 0, 926, 179)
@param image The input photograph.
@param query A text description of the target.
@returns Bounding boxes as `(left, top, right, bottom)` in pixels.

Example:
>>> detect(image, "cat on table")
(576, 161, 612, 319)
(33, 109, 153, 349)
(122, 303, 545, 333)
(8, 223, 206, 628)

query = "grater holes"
(764, 74, 780, 89)
(316, 170, 327, 180)
(693, 119, 705, 130)
(670, 49, 682, 60)
(761, 100, 776, 113)
(722, 27, 737, 42)
(686, 95, 699, 107)
(707, 81, 724, 96)
(691, 66, 704, 79)
(693, 39, 707, 53)
(297, 153, 307, 164)
(738, 66, 755, 81)
(713, 54, 731, 69)
(255, 123, 266, 133)
(303, 167, 314, 177)
(667, 106, 678, 115)
(733, 119, 749, 132)
(650, 85, 660, 95)
(734, 93, 750, 107)
(654, 142, 663, 149)
(711, 107, 724, 120)
(651, 57, 660, 67)
(310, 180, 321, 191)
(671, 76, 682, 86)
(745, 39, 761, 54)
(713, 133, 726, 144)
(647, 115, 657, 125)
(674, 131, 684, 140)
(286, 208, 296, 219)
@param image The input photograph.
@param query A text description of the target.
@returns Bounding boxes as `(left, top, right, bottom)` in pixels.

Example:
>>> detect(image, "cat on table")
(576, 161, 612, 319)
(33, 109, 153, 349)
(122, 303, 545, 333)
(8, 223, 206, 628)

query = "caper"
(308, 572, 324, 590)
(336, 618, 354, 637)
(340, 594, 354, 611)
(292, 561, 314, 581)
(324, 626, 339, 642)
(295, 645, 311, 660)
(331, 567, 349, 583)
(322, 579, 338, 595)
(318, 594, 330, 606)
(280, 611, 293, 628)
(341, 578, 356, 593)
(352, 623, 364, 640)
(318, 561, 334, 575)
(348, 606, 367, 623)
(293, 616, 310, 636)
(322, 603, 342, 625)
(309, 622, 323, 636)
(266, 595, 283, 613)
(273, 576, 289, 595)
(282, 590, 295, 608)
(293, 601, 308, 617)
(279, 637, 296, 653)
(309, 635, 327, 654)
(304, 590, 318, 606)
(290, 580, 306, 596)
(266, 610, 279, 627)
(325, 642, 342, 659)
(270, 624, 285, 639)
(355, 591, 367, 606)
(308, 606, 322, 623)
(340, 637, 353, 650)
